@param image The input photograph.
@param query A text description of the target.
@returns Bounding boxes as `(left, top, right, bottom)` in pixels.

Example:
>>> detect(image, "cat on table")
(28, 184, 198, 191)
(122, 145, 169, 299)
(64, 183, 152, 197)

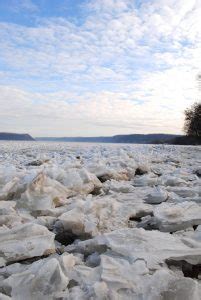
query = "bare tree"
(184, 74, 201, 137)
(184, 102, 201, 137)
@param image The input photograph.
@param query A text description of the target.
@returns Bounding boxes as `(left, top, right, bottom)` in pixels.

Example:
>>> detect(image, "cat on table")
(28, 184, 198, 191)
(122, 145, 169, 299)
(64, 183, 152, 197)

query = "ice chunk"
(5, 258, 68, 300)
(154, 202, 201, 232)
(144, 187, 168, 204)
(0, 223, 55, 266)
(18, 173, 71, 211)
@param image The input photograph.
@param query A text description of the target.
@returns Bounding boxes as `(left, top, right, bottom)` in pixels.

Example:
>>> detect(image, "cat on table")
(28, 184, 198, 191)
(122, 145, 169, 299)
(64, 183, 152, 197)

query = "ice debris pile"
(0, 141, 201, 299)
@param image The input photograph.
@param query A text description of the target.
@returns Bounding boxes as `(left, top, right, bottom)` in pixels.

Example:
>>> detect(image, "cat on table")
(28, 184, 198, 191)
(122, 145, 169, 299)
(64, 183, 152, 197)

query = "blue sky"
(0, 0, 200, 137)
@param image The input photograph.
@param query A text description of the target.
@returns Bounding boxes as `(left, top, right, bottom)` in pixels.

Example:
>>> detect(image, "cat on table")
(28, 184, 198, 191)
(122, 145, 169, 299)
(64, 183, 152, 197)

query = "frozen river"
(0, 141, 201, 299)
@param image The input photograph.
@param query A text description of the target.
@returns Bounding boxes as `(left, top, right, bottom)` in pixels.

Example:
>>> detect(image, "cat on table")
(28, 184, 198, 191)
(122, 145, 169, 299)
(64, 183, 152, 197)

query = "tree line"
(184, 102, 201, 137)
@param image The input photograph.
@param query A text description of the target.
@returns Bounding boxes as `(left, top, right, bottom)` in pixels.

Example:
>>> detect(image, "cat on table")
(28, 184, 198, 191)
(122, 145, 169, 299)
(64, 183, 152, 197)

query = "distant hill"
(36, 134, 180, 144)
(0, 132, 35, 141)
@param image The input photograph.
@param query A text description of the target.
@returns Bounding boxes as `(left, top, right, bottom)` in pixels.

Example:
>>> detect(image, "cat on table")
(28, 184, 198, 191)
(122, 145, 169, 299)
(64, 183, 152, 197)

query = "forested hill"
(0, 132, 35, 141)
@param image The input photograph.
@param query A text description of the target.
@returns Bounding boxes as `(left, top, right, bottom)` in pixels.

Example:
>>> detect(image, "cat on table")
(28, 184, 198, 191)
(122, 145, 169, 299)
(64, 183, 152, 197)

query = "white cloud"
(0, 0, 200, 135)
(0, 84, 195, 136)
(8, 0, 39, 13)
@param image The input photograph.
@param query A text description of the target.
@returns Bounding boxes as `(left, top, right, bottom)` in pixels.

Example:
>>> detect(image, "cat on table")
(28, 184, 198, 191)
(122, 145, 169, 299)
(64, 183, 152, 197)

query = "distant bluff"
(0, 132, 35, 141)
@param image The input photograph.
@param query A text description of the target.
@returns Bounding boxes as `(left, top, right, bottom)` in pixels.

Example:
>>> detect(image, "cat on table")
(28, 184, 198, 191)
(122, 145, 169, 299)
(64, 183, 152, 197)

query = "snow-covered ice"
(0, 141, 200, 299)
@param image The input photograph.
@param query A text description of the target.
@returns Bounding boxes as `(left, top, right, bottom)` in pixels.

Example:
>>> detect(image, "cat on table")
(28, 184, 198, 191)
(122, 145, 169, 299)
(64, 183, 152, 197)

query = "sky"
(0, 0, 200, 137)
